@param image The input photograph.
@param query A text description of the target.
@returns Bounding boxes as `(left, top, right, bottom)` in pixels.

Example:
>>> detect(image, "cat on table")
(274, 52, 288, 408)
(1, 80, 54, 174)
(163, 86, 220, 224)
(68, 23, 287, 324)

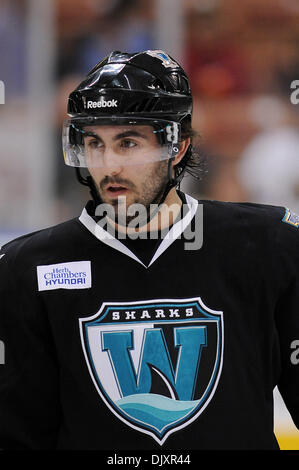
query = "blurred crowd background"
(1, 0, 299, 233)
(0, 0, 299, 448)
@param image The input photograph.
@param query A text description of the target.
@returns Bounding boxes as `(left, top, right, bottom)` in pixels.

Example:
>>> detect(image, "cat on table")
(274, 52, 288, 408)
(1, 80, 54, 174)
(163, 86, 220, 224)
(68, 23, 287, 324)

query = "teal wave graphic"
(116, 394, 199, 433)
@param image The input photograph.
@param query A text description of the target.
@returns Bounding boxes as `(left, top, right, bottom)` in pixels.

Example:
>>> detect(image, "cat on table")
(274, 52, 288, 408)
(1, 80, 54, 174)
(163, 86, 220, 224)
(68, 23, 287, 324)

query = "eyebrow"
(83, 129, 148, 141)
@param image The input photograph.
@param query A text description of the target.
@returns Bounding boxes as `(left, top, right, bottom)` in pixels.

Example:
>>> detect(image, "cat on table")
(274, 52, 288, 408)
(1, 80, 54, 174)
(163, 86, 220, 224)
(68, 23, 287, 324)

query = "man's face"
(84, 124, 170, 221)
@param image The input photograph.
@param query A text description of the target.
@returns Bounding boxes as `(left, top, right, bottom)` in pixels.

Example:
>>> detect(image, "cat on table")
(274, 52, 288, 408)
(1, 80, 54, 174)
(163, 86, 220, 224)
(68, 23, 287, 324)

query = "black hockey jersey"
(0, 193, 298, 450)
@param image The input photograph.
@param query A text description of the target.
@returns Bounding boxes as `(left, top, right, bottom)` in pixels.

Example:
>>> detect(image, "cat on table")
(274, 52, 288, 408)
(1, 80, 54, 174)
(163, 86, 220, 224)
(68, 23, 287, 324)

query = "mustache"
(99, 176, 136, 191)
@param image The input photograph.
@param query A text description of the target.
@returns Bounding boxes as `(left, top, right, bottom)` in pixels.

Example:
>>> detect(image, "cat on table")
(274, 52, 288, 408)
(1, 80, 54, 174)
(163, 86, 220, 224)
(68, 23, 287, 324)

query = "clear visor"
(62, 117, 180, 168)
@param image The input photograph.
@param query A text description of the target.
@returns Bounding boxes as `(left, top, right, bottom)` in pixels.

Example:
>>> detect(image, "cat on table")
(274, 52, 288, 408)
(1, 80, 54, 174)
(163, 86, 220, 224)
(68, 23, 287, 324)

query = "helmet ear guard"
(174, 143, 192, 181)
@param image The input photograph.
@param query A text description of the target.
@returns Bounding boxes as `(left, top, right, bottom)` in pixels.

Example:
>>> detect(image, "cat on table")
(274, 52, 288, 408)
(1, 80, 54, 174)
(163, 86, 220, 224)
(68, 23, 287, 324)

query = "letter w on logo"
(102, 326, 207, 401)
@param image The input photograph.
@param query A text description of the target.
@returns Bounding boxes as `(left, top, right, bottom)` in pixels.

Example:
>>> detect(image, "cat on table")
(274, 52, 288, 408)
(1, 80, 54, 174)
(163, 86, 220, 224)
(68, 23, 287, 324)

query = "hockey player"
(0, 50, 299, 450)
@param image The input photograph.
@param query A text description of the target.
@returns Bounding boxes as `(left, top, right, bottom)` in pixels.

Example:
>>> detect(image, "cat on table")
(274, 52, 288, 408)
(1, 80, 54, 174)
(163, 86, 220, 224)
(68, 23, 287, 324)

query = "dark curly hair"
(174, 120, 206, 184)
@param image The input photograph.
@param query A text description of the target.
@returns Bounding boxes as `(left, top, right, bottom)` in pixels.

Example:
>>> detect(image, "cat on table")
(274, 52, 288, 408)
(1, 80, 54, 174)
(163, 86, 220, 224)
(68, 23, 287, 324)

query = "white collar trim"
(79, 194, 198, 268)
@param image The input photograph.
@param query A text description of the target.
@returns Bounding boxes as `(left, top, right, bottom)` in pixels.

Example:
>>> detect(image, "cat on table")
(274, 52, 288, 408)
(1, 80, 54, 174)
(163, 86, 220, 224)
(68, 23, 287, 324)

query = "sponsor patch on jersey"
(282, 207, 299, 228)
(37, 261, 91, 291)
(79, 297, 224, 445)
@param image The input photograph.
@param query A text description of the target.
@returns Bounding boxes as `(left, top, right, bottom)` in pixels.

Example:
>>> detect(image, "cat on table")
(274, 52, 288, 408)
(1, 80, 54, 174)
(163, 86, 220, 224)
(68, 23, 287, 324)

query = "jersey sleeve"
(274, 210, 299, 429)
(0, 244, 61, 449)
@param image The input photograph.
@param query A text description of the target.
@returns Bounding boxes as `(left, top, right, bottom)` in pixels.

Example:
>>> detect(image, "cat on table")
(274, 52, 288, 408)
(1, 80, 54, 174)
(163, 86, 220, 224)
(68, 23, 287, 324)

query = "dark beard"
(96, 161, 170, 227)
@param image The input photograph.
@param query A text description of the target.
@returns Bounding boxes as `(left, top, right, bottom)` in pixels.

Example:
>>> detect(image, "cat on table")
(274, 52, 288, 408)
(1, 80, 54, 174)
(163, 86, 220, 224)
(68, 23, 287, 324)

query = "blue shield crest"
(79, 297, 224, 444)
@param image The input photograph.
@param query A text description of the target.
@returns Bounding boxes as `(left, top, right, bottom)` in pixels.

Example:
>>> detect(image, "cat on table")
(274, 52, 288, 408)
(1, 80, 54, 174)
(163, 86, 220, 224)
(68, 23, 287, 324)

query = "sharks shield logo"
(79, 297, 224, 445)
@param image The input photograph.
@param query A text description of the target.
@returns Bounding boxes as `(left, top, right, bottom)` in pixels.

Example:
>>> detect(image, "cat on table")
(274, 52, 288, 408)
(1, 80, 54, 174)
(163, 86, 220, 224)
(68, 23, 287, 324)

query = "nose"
(101, 149, 123, 175)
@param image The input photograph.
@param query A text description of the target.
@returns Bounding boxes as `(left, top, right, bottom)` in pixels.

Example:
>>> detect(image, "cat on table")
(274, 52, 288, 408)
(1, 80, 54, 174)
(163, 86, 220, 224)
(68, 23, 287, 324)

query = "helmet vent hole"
(151, 78, 166, 91)
(181, 76, 190, 93)
(169, 73, 180, 91)
(126, 98, 161, 113)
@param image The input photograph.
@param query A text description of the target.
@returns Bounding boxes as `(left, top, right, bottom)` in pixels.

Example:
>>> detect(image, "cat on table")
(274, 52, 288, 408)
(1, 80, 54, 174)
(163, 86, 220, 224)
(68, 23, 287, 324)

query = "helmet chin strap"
(75, 157, 179, 230)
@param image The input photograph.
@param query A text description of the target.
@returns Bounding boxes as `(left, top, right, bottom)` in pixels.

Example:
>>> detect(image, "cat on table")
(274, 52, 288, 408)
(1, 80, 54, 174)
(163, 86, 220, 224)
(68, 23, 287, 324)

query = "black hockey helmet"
(67, 49, 192, 121)
(62, 50, 193, 201)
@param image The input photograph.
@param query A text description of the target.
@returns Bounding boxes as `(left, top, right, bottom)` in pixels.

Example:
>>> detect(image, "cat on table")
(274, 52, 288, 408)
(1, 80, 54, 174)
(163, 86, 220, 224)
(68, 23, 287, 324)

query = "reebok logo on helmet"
(86, 97, 118, 109)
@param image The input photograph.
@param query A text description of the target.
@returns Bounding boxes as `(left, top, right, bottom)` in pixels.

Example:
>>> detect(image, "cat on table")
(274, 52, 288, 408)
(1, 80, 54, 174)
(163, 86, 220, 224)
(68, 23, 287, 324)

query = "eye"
(87, 139, 103, 149)
(120, 139, 137, 149)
